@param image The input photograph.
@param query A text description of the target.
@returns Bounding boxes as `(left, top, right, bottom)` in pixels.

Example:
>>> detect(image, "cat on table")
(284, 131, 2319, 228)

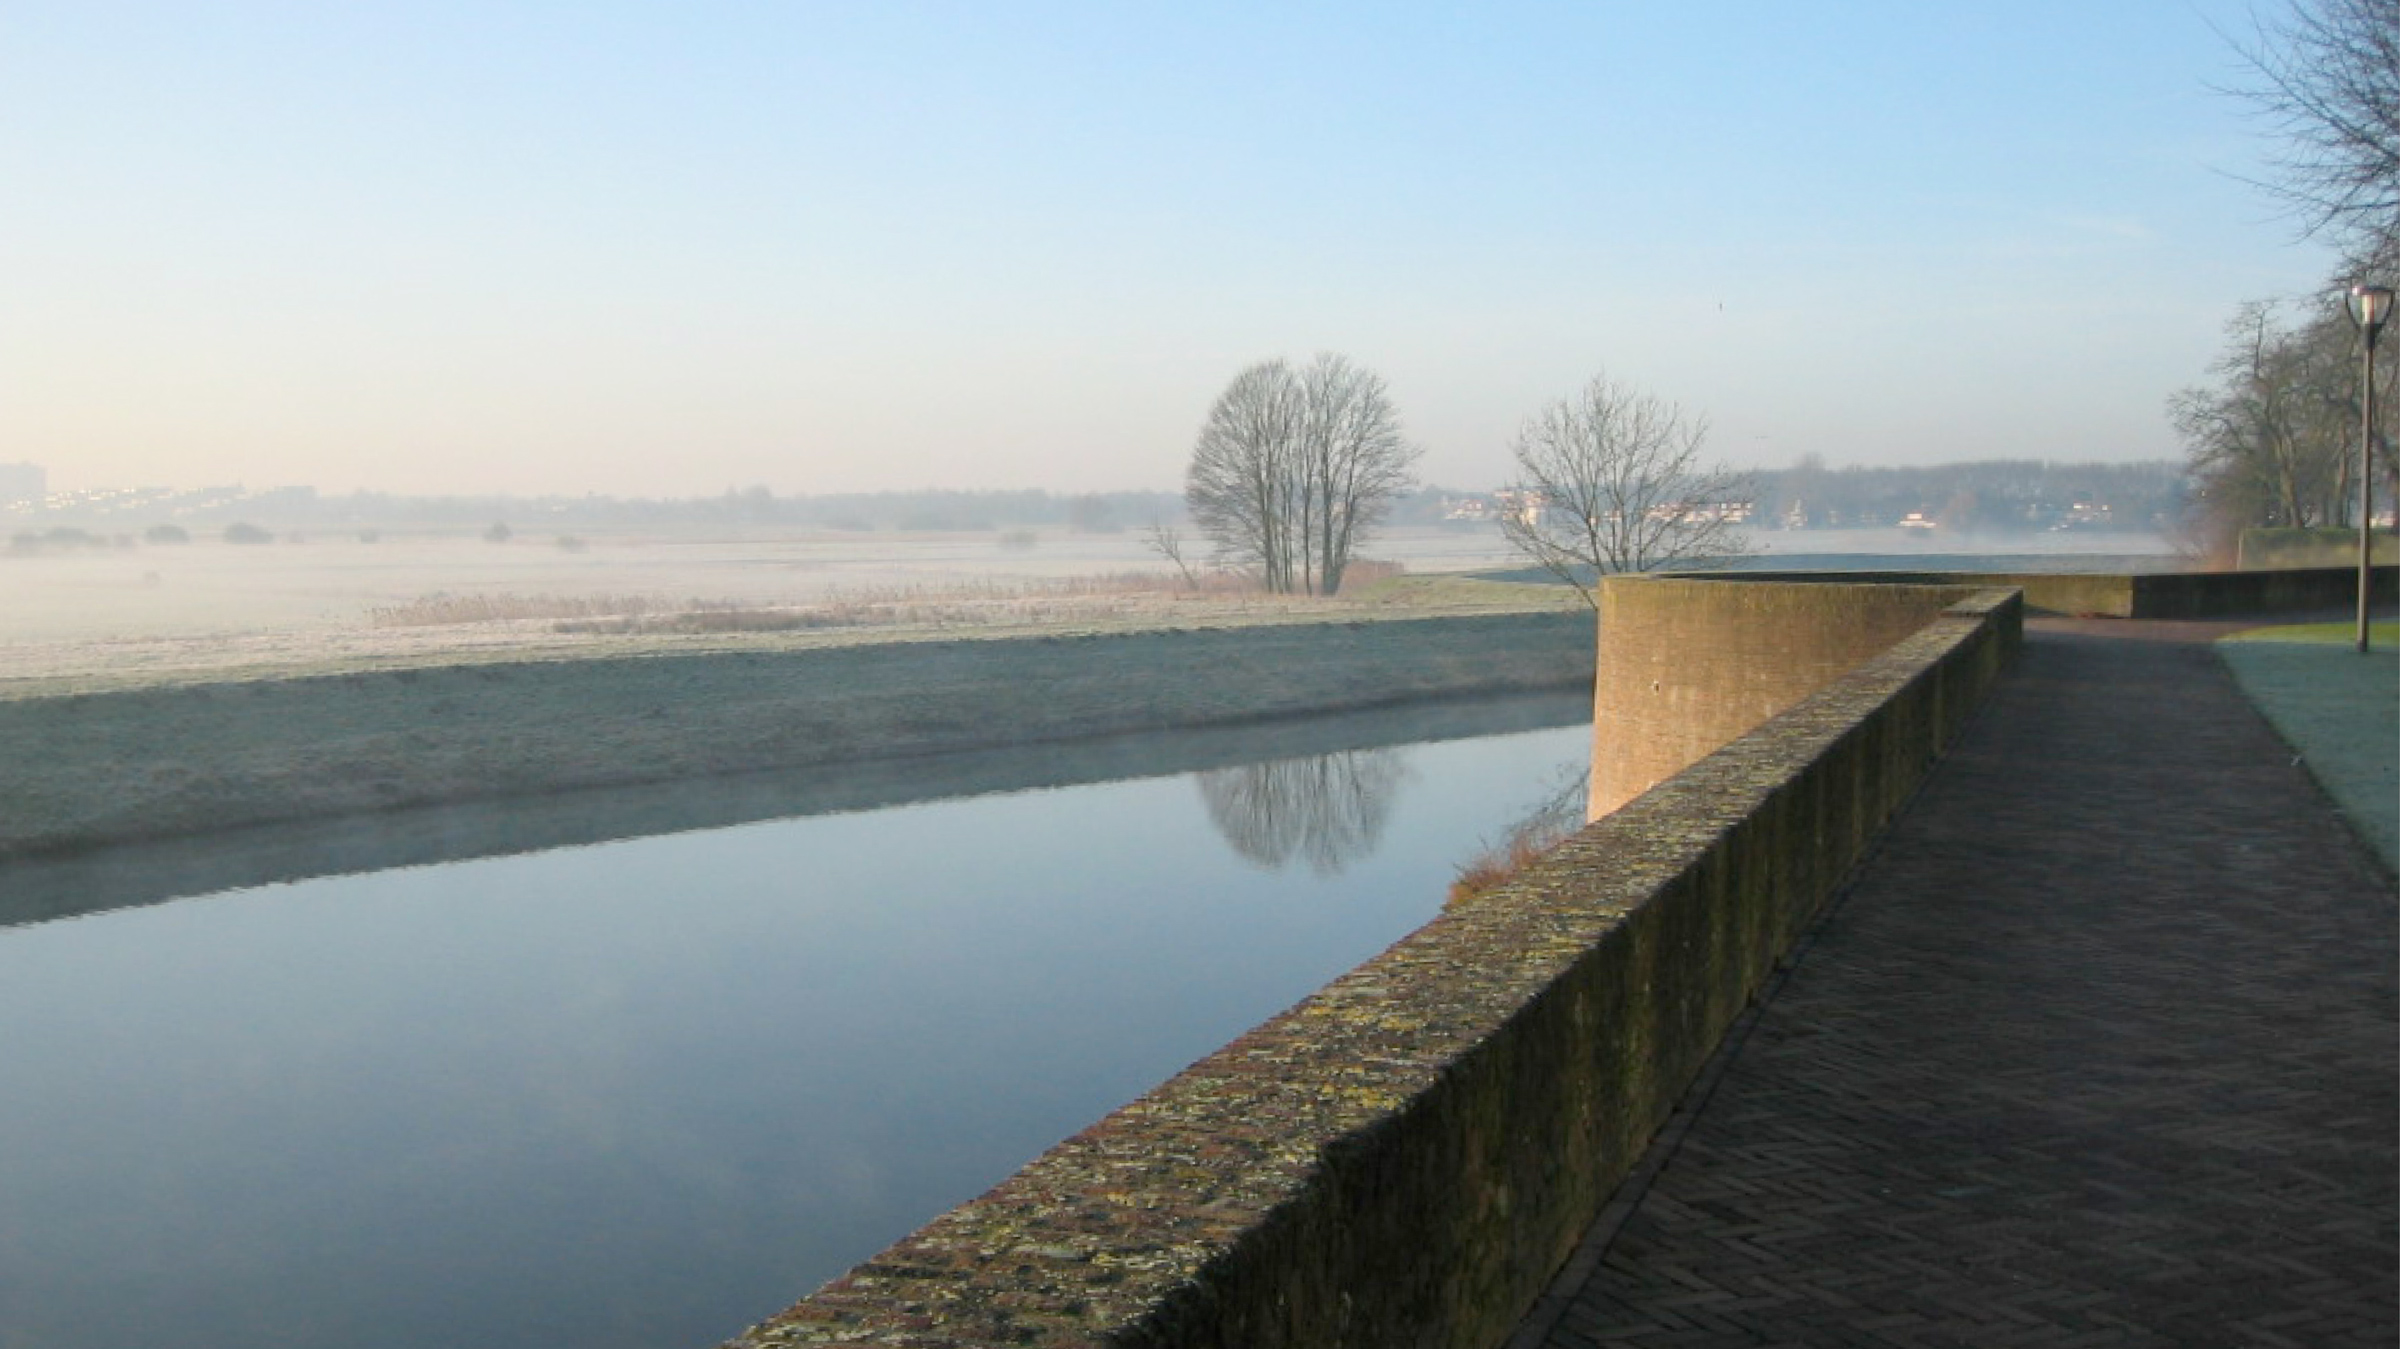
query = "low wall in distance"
(2237, 527, 2398, 570)
(1700, 564, 2396, 619)
(729, 588, 2024, 1349)
(2110, 563, 2399, 618)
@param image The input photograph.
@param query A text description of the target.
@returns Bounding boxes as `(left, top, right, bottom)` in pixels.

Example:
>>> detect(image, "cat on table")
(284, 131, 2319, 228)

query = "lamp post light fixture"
(2346, 283, 2393, 654)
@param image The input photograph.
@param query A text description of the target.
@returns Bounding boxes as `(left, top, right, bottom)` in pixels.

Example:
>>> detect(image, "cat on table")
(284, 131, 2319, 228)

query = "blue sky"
(0, 2, 2346, 497)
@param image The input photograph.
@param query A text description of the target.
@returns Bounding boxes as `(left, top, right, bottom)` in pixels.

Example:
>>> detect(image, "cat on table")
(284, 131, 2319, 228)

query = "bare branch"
(1143, 519, 1201, 591)
(2218, 0, 2400, 270)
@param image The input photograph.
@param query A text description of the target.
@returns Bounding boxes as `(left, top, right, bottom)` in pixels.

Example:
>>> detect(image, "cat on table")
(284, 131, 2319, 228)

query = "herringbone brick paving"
(1513, 622, 2398, 1348)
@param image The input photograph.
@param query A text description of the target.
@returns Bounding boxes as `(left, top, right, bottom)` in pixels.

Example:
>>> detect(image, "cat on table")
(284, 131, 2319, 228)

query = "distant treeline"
(12, 460, 2185, 544)
(15, 484, 1473, 536)
(1752, 457, 2184, 533)
(15, 486, 1184, 535)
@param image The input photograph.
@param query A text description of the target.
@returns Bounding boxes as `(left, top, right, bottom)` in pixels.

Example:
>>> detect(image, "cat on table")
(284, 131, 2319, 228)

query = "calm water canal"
(0, 699, 1588, 1349)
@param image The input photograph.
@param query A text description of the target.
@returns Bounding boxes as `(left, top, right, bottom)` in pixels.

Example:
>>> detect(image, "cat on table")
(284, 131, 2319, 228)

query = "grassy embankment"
(2216, 620, 2400, 874)
(0, 571, 1594, 862)
(2218, 620, 2400, 644)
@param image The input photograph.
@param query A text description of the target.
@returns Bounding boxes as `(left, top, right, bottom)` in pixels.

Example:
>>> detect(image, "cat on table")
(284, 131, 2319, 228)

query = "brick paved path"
(1511, 623, 2398, 1348)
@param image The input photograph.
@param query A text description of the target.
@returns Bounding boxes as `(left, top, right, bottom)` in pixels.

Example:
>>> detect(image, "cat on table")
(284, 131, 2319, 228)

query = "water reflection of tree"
(1197, 749, 1410, 876)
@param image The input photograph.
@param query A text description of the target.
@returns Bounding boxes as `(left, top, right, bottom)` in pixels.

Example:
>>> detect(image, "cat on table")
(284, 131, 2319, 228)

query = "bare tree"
(2170, 296, 2386, 551)
(1296, 354, 1417, 594)
(1184, 354, 1417, 595)
(1187, 359, 1302, 591)
(2222, 0, 2400, 274)
(1497, 373, 1750, 607)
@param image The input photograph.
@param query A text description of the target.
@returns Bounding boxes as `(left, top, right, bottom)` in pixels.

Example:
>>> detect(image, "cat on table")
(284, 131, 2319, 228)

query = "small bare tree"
(1144, 519, 1202, 590)
(1498, 373, 1750, 608)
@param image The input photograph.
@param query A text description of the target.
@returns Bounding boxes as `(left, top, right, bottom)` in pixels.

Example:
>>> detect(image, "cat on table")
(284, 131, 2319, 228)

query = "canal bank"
(0, 610, 1594, 860)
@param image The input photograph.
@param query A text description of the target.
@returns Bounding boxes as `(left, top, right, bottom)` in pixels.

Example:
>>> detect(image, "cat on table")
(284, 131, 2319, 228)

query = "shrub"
(1446, 771, 1588, 907)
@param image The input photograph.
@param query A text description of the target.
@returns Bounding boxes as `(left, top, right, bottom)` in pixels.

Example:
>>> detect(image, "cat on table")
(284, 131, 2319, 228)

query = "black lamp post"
(2346, 283, 2393, 654)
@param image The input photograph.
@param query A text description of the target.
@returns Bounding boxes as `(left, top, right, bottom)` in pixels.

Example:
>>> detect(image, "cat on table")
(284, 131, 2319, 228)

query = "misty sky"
(1, 2, 2348, 498)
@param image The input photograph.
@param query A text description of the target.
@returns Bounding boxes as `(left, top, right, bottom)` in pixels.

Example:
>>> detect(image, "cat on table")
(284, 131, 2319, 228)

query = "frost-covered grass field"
(0, 526, 1560, 694)
(3, 527, 1268, 641)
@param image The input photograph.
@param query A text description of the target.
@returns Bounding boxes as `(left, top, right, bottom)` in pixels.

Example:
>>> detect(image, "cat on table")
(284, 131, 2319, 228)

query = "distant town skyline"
(2, 3, 2344, 499)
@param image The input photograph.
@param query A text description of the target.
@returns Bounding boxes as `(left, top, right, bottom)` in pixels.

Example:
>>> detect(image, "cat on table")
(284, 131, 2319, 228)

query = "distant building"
(0, 462, 44, 507)
(1493, 488, 1549, 527)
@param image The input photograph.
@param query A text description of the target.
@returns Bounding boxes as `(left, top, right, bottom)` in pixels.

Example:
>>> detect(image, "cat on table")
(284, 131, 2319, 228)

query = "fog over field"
(0, 527, 1484, 643)
(0, 519, 2182, 708)
(0, 523, 2175, 649)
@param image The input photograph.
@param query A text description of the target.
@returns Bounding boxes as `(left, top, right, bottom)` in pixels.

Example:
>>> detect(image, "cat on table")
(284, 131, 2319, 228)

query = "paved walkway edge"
(1498, 745, 1940, 1349)
(1507, 621, 2398, 1348)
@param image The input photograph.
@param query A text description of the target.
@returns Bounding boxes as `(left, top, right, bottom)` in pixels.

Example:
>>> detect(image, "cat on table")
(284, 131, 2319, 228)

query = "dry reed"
(1446, 767, 1588, 907)
(368, 593, 744, 627)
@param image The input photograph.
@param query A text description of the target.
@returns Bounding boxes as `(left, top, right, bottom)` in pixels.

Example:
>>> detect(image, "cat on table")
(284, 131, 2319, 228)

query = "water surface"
(0, 705, 1588, 1349)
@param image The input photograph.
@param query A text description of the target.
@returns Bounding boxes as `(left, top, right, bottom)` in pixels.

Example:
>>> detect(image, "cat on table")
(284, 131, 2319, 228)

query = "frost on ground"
(0, 528, 1589, 859)
(0, 527, 1550, 695)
